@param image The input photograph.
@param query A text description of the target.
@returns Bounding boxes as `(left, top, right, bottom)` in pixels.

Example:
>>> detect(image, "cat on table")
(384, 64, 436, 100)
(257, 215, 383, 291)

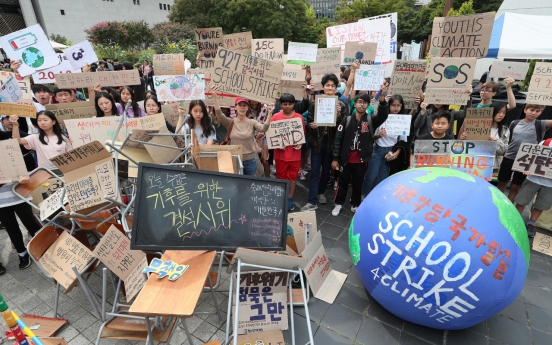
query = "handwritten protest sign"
(55, 70, 140, 88)
(533, 233, 552, 257)
(281, 64, 305, 82)
(310, 48, 341, 87)
(385, 115, 411, 136)
(93, 225, 148, 300)
(223, 32, 252, 54)
(195, 27, 224, 69)
(162, 102, 180, 128)
(426, 57, 476, 105)
(0, 71, 33, 106)
(64, 40, 98, 70)
(265, 118, 305, 149)
(287, 42, 318, 64)
(430, 12, 494, 58)
(527, 62, 552, 106)
(414, 140, 497, 179)
(512, 143, 552, 179)
(32, 54, 80, 84)
(302, 233, 346, 304)
(463, 107, 493, 140)
(0, 24, 59, 76)
(0, 75, 23, 104)
(343, 42, 377, 65)
(0, 139, 28, 184)
(0, 103, 36, 118)
(363, 16, 391, 64)
(153, 74, 205, 102)
(185, 68, 237, 107)
(38, 231, 94, 291)
(46, 101, 96, 130)
(354, 65, 385, 91)
(326, 22, 369, 61)
(39, 188, 68, 221)
(235, 270, 288, 334)
(153, 54, 185, 75)
(388, 60, 427, 109)
(237, 331, 285, 345)
(314, 95, 338, 126)
(278, 80, 304, 100)
(212, 48, 282, 104)
(251, 38, 284, 62)
(489, 61, 530, 81)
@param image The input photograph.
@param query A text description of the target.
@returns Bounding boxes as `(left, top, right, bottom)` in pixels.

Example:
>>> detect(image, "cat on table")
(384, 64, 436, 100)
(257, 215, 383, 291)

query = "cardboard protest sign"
(251, 38, 284, 62)
(302, 233, 347, 304)
(286, 210, 317, 256)
(65, 117, 119, 147)
(489, 61, 530, 81)
(10, 316, 67, 338)
(32, 53, 80, 84)
(414, 140, 497, 179)
(153, 74, 205, 102)
(144, 127, 183, 164)
(38, 231, 95, 291)
(39, 188, 68, 221)
(310, 48, 341, 86)
(354, 65, 385, 91)
(153, 54, 185, 75)
(343, 42, 377, 65)
(55, 70, 141, 88)
(364, 16, 392, 65)
(429, 12, 494, 58)
(45, 101, 96, 130)
(512, 143, 552, 179)
(278, 80, 304, 100)
(265, 118, 305, 149)
(93, 225, 148, 300)
(185, 68, 237, 107)
(212, 48, 283, 104)
(326, 22, 370, 61)
(64, 40, 98, 70)
(0, 24, 59, 77)
(0, 71, 33, 106)
(237, 330, 285, 345)
(235, 270, 288, 334)
(224, 32, 253, 54)
(388, 60, 427, 109)
(195, 27, 224, 69)
(161, 102, 180, 128)
(281, 64, 305, 82)
(0, 139, 29, 184)
(314, 95, 338, 126)
(463, 107, 493, 140)
(287, 42, 318, 65)
(0, 103, 36, 118)
(50, 141, 119, 213)
(0, 75, 23, 104)
(527, 62, 552, 106)
(533, 232, 552, 257)
(426, 57, 476, 105)
(384, 115, 411, 136)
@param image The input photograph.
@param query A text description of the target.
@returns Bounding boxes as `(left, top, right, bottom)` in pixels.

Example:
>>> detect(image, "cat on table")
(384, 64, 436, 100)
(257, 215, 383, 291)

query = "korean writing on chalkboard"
(250, 182, 284, 217)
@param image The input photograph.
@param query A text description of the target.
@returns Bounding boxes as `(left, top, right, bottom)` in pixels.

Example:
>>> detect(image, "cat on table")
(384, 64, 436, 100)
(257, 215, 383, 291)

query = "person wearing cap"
(211, 85, 274, 176)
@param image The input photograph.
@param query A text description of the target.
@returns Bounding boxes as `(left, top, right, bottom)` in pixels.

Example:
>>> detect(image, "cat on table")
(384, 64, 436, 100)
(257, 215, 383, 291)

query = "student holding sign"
(477, 78, 516, 110)
(211, 85, 274, 176)
(144, 95, 175, 133)
(271, 93, 305, 211)
(176, 100, 216, 145)
(95, 92, 122, 117)
(118, 86, 146, 118)
(10, 112, 72, 167)
(0, 117, 35, 171)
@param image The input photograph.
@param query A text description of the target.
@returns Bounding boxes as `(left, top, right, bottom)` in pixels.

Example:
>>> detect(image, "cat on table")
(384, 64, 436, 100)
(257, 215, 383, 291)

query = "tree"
(453, 0, 503, 13)
(123, 21, 154, 49)
(49, 33, 69, 45)
(335, 0, 411, 23)
(85, 21, 128, 47)
(301, 5, 336, 46)
(169, 0, 217, 28)
(447, 0, 475, 16)
(398, 0, 445, 43)
(152, 22, 195, 47)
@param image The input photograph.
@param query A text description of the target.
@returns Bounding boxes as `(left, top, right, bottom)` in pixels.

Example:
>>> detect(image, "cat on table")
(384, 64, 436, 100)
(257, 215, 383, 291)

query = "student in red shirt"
(271, 93, 306, 211)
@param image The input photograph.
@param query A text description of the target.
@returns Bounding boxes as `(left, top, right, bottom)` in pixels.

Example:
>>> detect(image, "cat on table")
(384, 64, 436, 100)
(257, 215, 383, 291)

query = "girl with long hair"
(95, 92, 121, 117)
(119, 86, 146, 118)
(176, 100, 215, 145)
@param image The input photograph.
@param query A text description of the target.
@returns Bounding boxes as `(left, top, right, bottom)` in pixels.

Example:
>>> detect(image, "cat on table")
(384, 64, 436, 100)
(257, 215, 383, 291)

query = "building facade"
(307, 0, 340, 20)
(3, 0, 173, 43)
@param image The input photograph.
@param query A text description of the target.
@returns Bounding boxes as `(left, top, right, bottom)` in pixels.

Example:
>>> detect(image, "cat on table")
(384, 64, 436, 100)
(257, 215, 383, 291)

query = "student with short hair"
(32, 84, 51, 106)
(416, 111, 454, 140)
(52, 87, 73, 104)
(478, 77, 516, 110)
(515, 138, 552, 237)
(271, 93, 305, 211)
(497, 104, 552, 202)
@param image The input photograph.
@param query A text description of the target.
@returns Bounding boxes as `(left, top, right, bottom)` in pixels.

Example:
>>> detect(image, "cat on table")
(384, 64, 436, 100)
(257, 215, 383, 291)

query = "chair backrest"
(14, 169, 55, 198)
(28, 225, 64, 261)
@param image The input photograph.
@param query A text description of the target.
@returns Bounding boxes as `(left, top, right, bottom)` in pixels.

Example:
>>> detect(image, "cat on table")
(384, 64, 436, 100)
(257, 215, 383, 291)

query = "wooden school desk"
(129, 250, 221, 345)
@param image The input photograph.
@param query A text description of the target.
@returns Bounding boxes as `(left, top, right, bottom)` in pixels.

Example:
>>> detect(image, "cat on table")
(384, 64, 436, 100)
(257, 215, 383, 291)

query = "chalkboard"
(131, 163, 289, 251)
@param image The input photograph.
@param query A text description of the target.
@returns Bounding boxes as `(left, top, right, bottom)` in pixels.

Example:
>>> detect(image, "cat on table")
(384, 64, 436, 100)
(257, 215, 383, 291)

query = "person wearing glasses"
(477, 77, 516, 110)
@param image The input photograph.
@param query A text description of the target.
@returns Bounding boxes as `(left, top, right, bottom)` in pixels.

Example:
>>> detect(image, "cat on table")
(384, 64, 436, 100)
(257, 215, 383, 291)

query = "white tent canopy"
(488, 13, 552, 59)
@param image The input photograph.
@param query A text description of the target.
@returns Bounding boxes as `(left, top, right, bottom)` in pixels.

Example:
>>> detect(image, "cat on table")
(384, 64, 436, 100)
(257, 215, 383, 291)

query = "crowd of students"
(0, 55, 548, 275)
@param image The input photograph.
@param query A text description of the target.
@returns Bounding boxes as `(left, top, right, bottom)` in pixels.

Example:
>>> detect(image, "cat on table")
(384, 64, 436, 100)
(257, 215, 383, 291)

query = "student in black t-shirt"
(416, 111, 454, 140)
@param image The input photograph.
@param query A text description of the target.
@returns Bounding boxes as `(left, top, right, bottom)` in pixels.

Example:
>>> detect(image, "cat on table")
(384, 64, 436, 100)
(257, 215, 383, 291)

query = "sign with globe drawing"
(425, 58, 476, 105)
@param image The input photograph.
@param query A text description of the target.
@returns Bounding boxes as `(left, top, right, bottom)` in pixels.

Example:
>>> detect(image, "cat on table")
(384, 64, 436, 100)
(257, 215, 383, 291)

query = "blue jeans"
(243, 157, 257, 176)
(308, 143, 332, 204)
(362, 144, 391, 196)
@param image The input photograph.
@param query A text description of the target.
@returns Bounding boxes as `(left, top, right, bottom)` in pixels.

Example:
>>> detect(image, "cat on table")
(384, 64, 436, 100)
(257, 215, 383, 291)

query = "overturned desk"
(129, 250, 222, 345)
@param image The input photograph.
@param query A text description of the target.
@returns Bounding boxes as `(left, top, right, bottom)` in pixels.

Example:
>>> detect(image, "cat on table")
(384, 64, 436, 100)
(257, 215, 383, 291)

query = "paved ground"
(0, 175, 551, 345)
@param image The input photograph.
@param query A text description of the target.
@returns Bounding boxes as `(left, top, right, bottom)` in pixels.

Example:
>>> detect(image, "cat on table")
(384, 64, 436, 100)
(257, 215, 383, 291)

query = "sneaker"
(299, 169, 307, 181)
(527, 223, 536, 238)
(270, 165, 276, 175)
(304, 163, 311, 171)
(332, 205, 342, 216)
(318, 194, 327, 204)
(288, 198, 295, 211)
(351, 206, 358, 213)
(300, 203, 318, 211)
(19, 253, 32, 270)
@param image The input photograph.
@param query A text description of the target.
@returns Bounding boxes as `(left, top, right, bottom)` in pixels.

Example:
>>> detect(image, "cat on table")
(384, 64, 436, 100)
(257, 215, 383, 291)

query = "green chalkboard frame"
(131, 163, 289, 251)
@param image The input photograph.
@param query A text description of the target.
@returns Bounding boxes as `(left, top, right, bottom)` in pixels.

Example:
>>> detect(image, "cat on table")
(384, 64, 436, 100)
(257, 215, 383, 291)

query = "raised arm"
(504, 77, 517, 111)
(175, 106, 187, 134)
(371, 82, 390, 128)
(344, 60, 360, 99)
(256, 104, 275, 132)
(9, 115, 28, 145)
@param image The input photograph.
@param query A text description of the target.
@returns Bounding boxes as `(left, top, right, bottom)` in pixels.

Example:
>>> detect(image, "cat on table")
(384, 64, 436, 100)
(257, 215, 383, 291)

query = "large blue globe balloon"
(349, 168, 529, 330)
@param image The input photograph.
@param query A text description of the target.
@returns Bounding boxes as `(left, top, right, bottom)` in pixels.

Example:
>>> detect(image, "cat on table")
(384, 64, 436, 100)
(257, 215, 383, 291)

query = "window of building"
(167, 4, 170, 10)
(159, 3, 162, 9)
(60, 9, 65, 15)
(134, 0, 140, 4)
(163, 4, 167, 10)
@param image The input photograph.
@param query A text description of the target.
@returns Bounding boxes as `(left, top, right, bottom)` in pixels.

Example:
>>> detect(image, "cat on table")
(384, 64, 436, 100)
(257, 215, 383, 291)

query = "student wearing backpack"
(330, 84, 389, 216)
(497, 104, 552, 202)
